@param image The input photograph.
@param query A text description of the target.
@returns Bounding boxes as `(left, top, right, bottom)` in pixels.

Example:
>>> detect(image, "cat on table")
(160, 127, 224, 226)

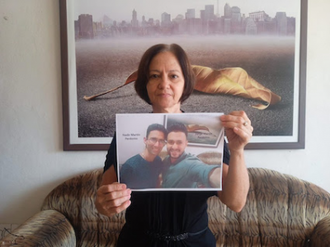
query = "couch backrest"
(41, 168, 330, 247)
(208, 168, 330, 246)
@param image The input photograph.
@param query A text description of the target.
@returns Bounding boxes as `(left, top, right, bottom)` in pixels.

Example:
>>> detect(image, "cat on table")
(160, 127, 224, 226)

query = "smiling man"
(120, 123, 167, 189)
(162, 122, 221, 189)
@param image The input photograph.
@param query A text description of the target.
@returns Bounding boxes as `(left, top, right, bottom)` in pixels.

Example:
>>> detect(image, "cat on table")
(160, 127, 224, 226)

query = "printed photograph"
(116, 113, 224, 191)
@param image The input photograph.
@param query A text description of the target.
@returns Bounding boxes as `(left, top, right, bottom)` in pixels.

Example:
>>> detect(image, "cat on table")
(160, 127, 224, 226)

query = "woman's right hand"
(95, 166, 131, 217)
(95, 182, 131, 216)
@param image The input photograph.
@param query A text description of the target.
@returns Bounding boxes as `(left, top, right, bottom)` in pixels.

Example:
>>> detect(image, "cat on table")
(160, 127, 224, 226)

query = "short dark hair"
(167, 122, 188, 137)
(146, 123, 167, 138)
(134, 43, 195, 105)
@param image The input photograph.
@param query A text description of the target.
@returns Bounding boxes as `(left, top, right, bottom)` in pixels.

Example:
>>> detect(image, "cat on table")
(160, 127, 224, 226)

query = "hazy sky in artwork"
(73, 0, 300, 22)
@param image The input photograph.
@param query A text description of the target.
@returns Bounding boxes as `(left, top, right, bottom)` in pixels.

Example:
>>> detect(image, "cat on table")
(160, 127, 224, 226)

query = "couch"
(1, 167, 330, 247)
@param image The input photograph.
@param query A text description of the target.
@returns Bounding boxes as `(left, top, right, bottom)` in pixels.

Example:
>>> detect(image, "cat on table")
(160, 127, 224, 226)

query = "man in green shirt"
(162, 123, 221, 189)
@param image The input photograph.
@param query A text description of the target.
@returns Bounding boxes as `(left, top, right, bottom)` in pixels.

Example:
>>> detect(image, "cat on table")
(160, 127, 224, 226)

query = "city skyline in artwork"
(74, 0, 298, 39)
(74, 0, 299, 23)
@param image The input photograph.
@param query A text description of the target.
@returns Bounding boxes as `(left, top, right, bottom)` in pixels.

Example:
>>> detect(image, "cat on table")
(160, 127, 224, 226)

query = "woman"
(95, 43, 252, 246)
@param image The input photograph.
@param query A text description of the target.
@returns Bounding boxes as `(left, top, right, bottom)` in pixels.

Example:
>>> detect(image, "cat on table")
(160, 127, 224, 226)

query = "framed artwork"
(60, 0, 307, 151)
(116, 113, 224, 191)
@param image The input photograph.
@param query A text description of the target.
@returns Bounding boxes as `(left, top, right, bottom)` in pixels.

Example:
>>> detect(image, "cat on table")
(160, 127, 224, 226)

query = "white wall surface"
(1, 0, 330, 225)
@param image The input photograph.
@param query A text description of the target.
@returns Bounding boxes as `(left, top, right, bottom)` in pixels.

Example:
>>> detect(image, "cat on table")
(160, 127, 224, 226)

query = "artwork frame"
(60, 0, 307, 151)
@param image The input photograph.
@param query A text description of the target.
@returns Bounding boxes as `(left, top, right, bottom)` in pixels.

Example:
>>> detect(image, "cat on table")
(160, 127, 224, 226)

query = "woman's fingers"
(220, 111, 253, 149)
(221, 111, 251, 128)
(96, 182, 132, 216)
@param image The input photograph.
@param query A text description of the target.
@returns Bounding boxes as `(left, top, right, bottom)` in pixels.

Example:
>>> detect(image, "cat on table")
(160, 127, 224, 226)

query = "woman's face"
(146, 51, 185, 113)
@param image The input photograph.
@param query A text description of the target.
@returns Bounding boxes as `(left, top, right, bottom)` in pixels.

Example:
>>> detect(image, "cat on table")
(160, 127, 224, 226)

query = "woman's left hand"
(220, 111, 253, 152)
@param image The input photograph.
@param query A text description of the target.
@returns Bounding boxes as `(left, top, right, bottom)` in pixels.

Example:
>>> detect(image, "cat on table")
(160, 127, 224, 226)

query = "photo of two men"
(116, 113, 224, 191)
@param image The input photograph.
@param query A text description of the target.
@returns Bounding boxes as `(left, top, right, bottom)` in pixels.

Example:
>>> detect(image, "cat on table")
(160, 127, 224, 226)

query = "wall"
(1, 0, 330, 225)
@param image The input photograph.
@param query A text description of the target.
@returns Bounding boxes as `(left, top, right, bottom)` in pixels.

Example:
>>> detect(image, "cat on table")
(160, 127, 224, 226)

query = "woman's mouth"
(157, 92, 172, 97)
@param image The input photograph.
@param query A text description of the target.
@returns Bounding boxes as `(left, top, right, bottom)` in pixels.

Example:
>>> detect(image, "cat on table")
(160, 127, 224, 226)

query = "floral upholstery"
(1, 167, 330, 247)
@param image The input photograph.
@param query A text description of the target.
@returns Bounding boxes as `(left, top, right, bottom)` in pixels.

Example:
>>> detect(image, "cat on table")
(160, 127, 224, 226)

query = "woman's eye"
(149, 74, 159, 79)
(171, 74, 179, 79)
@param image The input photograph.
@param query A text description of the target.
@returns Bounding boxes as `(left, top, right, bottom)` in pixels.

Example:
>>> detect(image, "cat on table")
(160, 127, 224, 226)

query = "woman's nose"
(157, 75, 170, 88)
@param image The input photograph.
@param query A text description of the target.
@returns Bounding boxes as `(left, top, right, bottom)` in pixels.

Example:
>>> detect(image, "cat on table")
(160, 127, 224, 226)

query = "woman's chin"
(153, 101, 179, 111)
